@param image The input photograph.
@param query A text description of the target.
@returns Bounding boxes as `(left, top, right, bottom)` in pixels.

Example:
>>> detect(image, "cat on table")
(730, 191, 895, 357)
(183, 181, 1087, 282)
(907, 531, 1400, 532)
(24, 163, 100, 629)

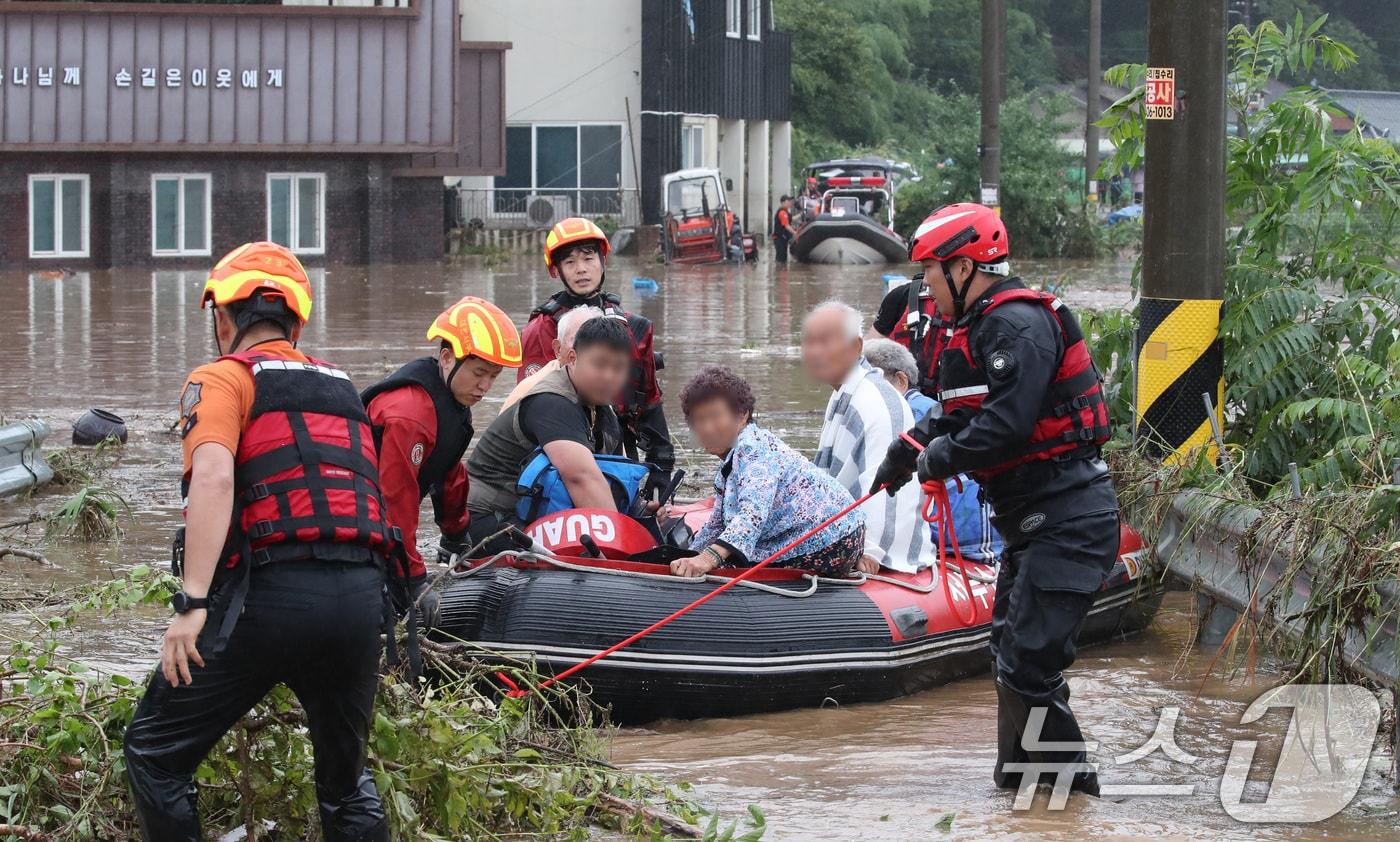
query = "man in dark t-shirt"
(465, 316, 631, 542)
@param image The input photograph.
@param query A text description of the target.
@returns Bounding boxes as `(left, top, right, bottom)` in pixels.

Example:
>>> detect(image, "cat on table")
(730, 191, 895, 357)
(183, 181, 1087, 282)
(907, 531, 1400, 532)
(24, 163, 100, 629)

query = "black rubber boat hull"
(791, 214, 908, 265)
(432, 557, 1163, 724)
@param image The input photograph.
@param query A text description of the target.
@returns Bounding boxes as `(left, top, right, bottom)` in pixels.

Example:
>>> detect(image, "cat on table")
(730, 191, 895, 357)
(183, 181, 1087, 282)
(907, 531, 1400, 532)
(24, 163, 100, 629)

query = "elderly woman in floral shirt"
(669, 365, 866, 578)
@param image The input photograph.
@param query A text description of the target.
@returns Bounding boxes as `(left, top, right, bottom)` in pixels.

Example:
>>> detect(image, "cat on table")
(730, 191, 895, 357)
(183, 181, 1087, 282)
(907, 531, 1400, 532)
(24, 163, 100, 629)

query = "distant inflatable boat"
(432, 502, 1162, 724)
(790, 156, 915, 265)
(791, 213, 909, 265)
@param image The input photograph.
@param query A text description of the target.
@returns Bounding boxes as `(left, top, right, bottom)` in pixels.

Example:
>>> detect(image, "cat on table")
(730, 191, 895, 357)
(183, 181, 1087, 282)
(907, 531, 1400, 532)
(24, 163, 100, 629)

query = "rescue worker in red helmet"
(521, 218, 675, 487)
(870, 203, 1117, 798)
(361, 296, 522, 626)
(123, 242, 391, 840)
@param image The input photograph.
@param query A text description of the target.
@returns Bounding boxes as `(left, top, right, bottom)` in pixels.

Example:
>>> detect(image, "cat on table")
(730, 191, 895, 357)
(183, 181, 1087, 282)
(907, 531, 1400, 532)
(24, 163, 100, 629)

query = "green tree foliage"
(1095, 17, 1400, 503)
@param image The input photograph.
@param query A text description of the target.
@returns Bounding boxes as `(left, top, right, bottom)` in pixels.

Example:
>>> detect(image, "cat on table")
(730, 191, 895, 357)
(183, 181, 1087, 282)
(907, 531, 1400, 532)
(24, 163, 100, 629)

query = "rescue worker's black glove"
(916, 436, 955, 484)
(870, 436, 922, 496)
(436, 531, 471, 567)
(400, 573, 440, 631)
(871, 415, 940, 496)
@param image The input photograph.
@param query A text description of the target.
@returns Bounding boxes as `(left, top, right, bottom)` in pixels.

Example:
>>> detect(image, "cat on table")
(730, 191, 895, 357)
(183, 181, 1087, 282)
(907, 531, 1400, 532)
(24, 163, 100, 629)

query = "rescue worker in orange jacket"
(123, 243, 392, 840)
(870, 204, 1117, 798)
(519, 218, 675, 481)
(361, 297, 522, 623)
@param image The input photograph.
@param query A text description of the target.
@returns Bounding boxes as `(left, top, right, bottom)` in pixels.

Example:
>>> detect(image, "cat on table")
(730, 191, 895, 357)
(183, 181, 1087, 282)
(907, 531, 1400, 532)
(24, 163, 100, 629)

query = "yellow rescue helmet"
(543, 217, 611, 278)
(201, 241, 313, 323)
(426, 296, 523, 368)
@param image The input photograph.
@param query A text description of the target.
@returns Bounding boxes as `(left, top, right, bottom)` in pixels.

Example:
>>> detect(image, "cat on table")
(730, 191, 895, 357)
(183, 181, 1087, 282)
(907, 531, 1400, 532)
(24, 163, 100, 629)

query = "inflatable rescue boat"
(432, 502, 1162, 724)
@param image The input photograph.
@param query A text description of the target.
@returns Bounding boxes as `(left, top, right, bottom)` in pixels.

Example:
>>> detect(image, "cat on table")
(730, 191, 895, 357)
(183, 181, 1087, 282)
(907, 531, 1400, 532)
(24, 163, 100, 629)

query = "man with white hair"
(864, 337, 1004, 564)
(502, 305, 603, 410)
(801, 300, 933, 574)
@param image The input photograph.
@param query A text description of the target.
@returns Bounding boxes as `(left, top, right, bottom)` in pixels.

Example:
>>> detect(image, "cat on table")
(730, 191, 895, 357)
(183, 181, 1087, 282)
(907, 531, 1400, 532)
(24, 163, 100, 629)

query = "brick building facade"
(0, 153, 447, 268)
(0, 0, 506, 269)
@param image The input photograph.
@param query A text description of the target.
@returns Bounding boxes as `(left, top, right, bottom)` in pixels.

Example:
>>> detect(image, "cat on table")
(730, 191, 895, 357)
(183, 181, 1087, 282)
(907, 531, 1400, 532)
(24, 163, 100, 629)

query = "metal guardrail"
(453, 188, 642, 231)
(0, 420, 54, 499)
(1159, 490, 1399, 688)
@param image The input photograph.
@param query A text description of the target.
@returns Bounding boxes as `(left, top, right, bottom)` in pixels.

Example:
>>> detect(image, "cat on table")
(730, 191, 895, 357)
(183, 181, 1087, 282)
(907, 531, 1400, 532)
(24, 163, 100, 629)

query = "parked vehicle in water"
(660, 168, 755, 265)
(432, 501, 1161, 724)
(792, 157, 917, 265)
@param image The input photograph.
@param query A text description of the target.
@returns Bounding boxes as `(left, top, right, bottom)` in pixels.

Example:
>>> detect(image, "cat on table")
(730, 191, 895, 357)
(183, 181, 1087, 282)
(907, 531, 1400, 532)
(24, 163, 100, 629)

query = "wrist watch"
(170, 591, 209, 614)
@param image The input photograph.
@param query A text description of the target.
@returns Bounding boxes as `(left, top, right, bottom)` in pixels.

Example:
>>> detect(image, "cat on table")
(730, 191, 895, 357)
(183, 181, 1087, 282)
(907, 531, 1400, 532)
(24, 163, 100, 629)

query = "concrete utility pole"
(1134, 0, 1228, 463)
(1084, 0, 1102, 202)
(979, 0, 1004, 213)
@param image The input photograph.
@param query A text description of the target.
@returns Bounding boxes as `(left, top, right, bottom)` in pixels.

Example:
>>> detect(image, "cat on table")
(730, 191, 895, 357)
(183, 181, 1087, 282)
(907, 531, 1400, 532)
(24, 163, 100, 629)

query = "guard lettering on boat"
(528, 512, 618, 550)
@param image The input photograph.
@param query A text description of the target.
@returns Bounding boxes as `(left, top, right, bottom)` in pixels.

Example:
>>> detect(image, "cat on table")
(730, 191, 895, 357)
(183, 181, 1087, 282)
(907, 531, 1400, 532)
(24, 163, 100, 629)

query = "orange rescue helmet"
(202, 241, 314, 323)
(427, 296, 523, 368)
(543, 217, 611, 278)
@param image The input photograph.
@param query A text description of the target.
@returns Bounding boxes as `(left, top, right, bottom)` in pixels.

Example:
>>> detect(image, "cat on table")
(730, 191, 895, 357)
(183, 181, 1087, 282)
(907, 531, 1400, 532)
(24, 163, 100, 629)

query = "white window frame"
(265, 172, 326, 256)
(493, 122, 626, 210)
(28, 174, 90, 259)
(150, 174, 213, 257)
(681, 123, 706, 170)
(746, 0, 762, 40)
(726, 0, 742, 38)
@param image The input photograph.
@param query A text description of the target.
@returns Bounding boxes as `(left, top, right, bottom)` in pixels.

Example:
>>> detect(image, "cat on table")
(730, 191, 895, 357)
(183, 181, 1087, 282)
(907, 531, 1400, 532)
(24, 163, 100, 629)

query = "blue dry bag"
(515, 449, 653, 524)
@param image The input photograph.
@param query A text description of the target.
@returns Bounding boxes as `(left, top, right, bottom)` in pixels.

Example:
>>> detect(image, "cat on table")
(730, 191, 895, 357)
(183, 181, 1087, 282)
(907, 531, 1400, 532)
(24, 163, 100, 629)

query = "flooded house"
(0, 0, 508, 268)
(455, 0, 792, 236)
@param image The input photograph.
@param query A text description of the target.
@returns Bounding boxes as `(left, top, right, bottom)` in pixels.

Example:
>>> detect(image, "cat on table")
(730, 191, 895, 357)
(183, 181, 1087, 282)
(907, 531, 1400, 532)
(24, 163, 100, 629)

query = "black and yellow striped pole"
(1134, 0, 1227, 463)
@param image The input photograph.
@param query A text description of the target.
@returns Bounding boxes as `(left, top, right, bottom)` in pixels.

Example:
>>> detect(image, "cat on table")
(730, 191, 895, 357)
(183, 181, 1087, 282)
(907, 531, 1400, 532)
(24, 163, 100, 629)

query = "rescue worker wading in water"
(870, 204, 1116, 797)
(519, 218, 675, 489)
(123, 242, 393, 840)
(361, 296, 522, 626)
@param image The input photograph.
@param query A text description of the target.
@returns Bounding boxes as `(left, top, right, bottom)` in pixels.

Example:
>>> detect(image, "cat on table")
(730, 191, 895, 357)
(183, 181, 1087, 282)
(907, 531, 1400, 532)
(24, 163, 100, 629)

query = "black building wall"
(0, 154, 443, 269)
(640, 0, 792, 222)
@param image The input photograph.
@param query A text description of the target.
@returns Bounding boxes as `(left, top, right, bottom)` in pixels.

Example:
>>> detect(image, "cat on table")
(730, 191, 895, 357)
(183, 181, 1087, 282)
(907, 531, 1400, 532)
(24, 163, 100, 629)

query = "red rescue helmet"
(909, 203, 1010, 321)
(908, 203, 1010, 272)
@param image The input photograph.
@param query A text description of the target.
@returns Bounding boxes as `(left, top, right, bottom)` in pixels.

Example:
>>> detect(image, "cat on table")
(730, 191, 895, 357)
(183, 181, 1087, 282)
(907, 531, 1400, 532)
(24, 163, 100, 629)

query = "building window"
(152, 175, 211, 257)
(726, 0, 741, 37)
(747, 0, 762, 39)
(493, 123, 625, 216)
(266, 173, 325, 255)
(680, 124, 706, 170)
(28, 175, 89, 259)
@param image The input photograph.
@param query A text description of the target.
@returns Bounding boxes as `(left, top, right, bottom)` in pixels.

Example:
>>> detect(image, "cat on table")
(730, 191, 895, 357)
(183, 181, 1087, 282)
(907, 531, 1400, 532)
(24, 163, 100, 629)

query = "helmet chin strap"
(941, 259, 975, 322)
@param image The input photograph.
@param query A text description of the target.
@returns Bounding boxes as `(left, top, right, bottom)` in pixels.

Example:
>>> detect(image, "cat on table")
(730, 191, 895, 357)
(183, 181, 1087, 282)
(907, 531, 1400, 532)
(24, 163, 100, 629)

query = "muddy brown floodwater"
(1, 256, 1395, 840)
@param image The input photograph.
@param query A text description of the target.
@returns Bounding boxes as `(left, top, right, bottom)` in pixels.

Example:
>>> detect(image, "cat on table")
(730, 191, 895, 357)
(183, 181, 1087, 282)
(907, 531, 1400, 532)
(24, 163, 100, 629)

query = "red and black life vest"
(889, 283, 951, 397)
(937, 289, 1111, 477)
(534, 290, 661, 421)
(204, 351, 397, 569)
(360, 356, 473, 499)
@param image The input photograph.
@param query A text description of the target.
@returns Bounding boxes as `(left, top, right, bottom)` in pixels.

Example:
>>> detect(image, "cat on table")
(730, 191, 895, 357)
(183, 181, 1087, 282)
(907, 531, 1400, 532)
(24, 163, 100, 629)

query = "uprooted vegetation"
(0, 567, 766, 840)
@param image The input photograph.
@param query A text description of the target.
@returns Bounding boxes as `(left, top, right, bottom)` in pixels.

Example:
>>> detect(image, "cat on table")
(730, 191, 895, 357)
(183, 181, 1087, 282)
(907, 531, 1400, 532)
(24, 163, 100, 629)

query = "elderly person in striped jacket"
(802, 300, 934, 575)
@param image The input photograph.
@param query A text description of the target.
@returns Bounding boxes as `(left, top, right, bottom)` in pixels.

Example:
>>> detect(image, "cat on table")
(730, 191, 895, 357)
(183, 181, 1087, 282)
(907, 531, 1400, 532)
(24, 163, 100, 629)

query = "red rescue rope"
(920, 478, 979, 626)
(510, 486, 885, 698)
(497, 442, 983, 699)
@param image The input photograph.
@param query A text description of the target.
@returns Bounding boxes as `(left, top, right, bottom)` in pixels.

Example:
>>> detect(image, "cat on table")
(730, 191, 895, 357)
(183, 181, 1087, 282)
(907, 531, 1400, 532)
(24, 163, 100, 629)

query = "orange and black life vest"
(937, 289, 1110, 478)
(208, 351, 397, 569)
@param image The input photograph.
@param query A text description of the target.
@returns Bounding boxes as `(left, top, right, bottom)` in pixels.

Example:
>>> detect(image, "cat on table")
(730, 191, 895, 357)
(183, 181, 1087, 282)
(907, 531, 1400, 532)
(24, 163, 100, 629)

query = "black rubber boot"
(320, 770, 391, 842)
(993, 679, 1032, 790)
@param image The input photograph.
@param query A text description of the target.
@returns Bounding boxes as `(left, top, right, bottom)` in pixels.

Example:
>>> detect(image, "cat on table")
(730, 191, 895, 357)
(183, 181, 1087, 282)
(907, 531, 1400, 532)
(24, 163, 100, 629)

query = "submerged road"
(0, 255, 1394, 839)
